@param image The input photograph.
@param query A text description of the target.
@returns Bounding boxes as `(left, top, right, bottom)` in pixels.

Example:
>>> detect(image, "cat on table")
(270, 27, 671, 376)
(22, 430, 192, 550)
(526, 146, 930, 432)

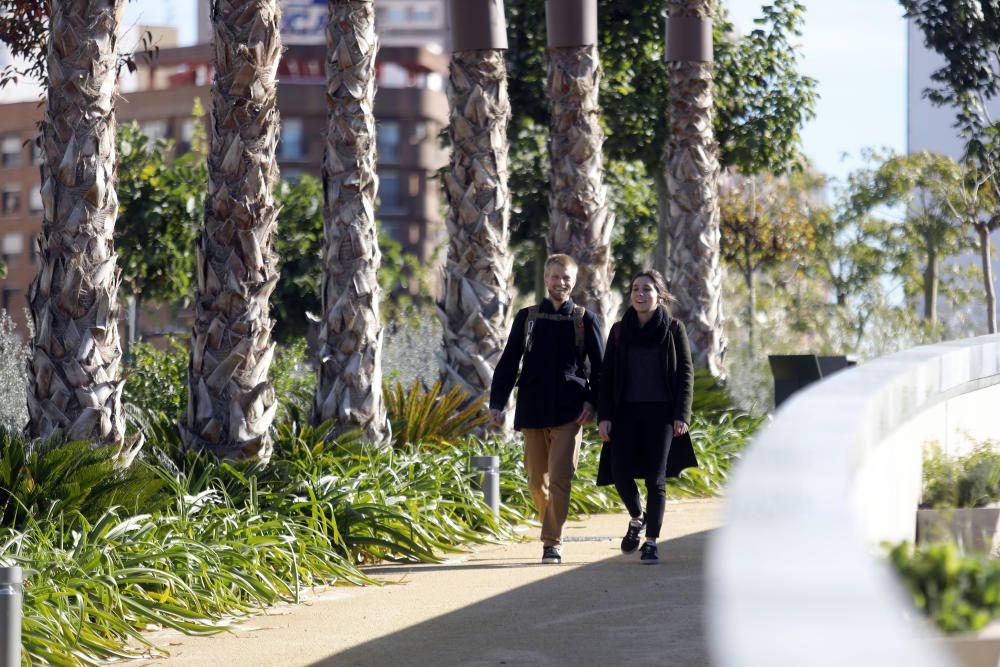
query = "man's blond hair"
(544, 254, 578, 275)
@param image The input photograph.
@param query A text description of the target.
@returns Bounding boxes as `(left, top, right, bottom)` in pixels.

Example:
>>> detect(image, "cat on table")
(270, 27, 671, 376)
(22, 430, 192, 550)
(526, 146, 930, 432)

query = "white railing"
(707, 334, 1000, 667)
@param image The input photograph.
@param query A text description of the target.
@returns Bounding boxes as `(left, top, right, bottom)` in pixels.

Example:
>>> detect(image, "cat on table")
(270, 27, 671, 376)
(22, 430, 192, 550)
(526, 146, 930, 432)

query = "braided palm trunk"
(437, 49, 514, 398)
(27, 0, 136, 461)
(545, 45, 615, 333)
(311, 0, 388, 445)
(183, 0, 282, 462)
(665, 0, 726, 379)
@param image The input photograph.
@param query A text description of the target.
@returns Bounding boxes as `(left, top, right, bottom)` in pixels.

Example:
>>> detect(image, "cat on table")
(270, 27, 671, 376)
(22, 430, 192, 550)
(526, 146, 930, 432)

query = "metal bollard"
(0, 567, 21, 667)
(470, 455, 500, 517)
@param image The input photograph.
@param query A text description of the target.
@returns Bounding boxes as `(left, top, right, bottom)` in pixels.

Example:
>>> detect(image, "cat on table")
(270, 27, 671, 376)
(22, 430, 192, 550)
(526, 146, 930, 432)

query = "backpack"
(524, 304, 586, 353)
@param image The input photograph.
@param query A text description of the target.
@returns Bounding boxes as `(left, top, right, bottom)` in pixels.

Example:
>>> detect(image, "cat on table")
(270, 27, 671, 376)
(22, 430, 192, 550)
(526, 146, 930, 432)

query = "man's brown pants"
(521, 421, 582, 547)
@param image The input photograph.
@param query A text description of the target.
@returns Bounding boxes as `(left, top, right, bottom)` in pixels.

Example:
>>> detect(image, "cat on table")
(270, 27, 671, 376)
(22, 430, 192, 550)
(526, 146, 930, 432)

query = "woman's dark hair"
(630, 269, 675, 315)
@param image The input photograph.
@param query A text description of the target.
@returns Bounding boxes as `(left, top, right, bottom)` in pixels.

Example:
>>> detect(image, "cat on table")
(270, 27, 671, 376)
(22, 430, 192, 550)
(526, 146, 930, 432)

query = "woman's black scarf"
(620, 304, 670, 347)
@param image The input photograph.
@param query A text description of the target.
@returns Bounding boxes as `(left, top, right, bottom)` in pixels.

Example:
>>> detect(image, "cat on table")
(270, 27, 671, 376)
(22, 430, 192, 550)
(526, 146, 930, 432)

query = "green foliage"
(269, 338, 316, 421)
(0, 428, 167, 529)
(123, 339, 189, 418)
(385, 381, 489, 450)
(668, 411, 764, 497)
(922, 442, 1000, 509)
(607, 159, 658, 293)
(116, 115, 205, 307)
(692, 368, 735, 416)
(888, 541, 1000, 634)
(714, 0, 818, 175)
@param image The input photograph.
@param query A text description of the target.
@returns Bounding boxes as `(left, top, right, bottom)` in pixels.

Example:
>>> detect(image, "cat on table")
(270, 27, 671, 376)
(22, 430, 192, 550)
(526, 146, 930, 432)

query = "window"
(178, 119, 197, 154)
(1, 287, 17, 311)
(140, 121, 168, 142)
(378, 63, 409, 88)
(410, 122, 429, 144)
(30, 139, 43, 165)
(279, 118, 304, 160)
(2, 233, 22, 259)
(378, 172, 403, 212)
(29, 183, 42, 214)
(1, 136, 21, 168)
(378, 121, 400, 163)
(1, 184, 20, 216)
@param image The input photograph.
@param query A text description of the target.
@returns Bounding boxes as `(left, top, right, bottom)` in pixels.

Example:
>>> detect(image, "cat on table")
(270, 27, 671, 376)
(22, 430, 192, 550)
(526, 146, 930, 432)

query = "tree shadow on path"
(314, 528, 714, 667)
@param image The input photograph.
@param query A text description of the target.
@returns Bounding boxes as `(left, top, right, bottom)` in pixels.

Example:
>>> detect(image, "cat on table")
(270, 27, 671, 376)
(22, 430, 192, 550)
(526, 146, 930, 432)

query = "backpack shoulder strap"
(524, 305, 540, 352)
(572, 305, 585, 353)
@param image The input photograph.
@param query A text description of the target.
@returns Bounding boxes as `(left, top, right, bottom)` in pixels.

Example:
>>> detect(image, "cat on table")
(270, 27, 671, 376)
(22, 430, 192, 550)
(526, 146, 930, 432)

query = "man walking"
(489, 254, 604, 564)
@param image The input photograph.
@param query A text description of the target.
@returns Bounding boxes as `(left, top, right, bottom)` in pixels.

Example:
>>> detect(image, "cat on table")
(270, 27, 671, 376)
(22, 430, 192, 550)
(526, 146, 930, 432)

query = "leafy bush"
(669, 411, 766, 497)
(922, 442, 1000, 509)
(123, 339, 188, 418)
(0, 310, 28, 431)
(888, 541, 1000, 634)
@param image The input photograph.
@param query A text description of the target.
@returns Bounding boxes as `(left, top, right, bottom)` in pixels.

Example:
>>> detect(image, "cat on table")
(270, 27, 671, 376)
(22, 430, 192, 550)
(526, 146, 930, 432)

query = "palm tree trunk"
(437, 49, 514, 399)
(311, 0, 388, 445)
(27, 0, 137, 461)
(665, 0, 726, 379)
(183, 0, 282, 462)
(545, 44, 616, 332)
(923, 248, 937, 323)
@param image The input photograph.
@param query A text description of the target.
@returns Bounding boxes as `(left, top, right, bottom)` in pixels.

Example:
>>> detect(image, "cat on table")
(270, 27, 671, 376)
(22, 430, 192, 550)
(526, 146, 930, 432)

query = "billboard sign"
(281, 0, 328, 45)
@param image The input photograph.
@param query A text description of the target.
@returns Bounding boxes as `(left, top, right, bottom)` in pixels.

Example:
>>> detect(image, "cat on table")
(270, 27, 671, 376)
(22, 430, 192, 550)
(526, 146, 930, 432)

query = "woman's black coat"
(595, 310, 697, 486)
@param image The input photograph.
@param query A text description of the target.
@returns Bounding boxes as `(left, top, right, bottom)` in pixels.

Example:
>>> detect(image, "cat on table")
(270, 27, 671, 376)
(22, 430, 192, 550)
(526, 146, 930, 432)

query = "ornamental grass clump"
(922, 442, 1000, 509)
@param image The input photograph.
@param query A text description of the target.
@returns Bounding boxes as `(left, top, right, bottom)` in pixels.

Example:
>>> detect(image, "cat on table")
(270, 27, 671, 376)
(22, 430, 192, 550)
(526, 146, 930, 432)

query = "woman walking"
(597, 269, 697, 564)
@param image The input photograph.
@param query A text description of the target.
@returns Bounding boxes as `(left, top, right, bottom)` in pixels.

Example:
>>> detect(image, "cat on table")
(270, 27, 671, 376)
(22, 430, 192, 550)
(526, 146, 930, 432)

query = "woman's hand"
(598, 420, 612, 442)
(673, 420, 689, 436)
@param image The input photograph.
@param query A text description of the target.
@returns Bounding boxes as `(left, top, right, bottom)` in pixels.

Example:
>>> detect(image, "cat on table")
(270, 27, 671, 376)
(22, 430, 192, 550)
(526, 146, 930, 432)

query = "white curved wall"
(708, 334, 1000, 667)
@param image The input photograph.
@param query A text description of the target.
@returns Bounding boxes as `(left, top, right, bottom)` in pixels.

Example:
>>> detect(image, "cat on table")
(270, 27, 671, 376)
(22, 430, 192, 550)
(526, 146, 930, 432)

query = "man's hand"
(598, 420, 612, 442)
(575, 401, 595, 425)
(489, 408, 504, 428)
(673, 420, 689, 436)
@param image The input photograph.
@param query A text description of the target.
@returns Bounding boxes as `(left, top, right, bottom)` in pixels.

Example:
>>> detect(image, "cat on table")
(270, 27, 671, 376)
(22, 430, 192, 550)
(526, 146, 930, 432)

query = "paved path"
(133, 498, 723, 666)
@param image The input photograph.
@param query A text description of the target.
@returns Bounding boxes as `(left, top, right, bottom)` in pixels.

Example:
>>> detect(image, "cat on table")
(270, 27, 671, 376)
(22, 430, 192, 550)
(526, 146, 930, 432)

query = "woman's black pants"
(611, 402, 673, 539)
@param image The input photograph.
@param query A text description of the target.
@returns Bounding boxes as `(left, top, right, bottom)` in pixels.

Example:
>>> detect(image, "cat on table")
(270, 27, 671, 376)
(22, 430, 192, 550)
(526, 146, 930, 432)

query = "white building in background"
(906, 19, 1000, 334)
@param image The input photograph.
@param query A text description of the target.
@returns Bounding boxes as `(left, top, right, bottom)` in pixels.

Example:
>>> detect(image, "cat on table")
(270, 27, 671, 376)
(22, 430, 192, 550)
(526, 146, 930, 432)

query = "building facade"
(0, 14, 449, 339)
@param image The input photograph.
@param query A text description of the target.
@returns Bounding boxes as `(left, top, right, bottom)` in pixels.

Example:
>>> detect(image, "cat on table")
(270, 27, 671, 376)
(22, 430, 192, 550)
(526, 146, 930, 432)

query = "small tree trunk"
(545, 44, 616, 334)
(183, 0, 283, 462)
(437, 49, 515, 399)
(27, 0, 135, 461)
(742, 250, 755, 352)
(653, 168, 670, 276)
(978, 225, 997, 334)
(312, 0, 389, 445)
(923, 248, 937, 323)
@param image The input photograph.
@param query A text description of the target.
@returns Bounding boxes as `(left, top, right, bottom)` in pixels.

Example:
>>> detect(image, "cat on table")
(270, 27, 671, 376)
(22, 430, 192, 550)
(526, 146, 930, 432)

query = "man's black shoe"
(542, 546, 562, 564)
(621, 514, 645, 554)
(640, 542, 659, 564)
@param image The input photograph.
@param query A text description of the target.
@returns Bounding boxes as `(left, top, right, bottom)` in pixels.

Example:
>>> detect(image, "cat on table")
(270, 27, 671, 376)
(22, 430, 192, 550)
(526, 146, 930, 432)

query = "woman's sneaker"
(542, 546, 562, 564)
(640, 542, 659, 564)
(621, 514, 646, 554)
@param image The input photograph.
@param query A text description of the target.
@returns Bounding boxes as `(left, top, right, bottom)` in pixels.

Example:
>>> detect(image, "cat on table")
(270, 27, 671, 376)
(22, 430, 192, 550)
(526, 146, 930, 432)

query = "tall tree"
(311, 0, 389, 445)
(664, 0, 726, 378)
(437, 0, 515, 400)
(544, 0, 615, 331)
(26, 0, 136, 460)
(183, 0, 282, 462)
(901, 0, 1000, 333)
(719, 170, 816, 349)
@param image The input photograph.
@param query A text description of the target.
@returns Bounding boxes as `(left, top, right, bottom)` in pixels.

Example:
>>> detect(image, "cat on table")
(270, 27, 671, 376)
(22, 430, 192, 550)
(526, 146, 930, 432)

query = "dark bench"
(768, 354, 856, 408)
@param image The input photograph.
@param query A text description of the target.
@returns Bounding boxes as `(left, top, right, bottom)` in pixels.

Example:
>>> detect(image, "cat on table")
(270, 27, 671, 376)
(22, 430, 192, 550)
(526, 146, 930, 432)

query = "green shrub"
(922, 442, 1000, 509)
(123, 339, 188, 418)
(888, 541, 1000, 634)
(0, 310, 28, 431)
(385, 380, 488, 449)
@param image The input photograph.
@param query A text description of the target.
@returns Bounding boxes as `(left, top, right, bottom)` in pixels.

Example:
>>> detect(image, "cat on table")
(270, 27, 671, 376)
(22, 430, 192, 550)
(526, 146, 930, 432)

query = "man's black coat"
(489, 299, 604, 430)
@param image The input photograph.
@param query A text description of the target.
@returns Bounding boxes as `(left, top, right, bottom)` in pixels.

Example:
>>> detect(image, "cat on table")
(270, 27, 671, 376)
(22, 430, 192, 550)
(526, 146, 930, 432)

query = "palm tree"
(544, 0, 615, 332)
(182, 0, 282, 462)
(311, 0, 389, 445)
(26, 0, 138, 462)
(664, 0, 726, 378)
(437, 0, 515, 400)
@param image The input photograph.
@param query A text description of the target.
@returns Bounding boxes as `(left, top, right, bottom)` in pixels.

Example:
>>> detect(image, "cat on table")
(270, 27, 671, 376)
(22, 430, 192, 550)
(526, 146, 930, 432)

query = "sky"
(119, 0, 908, 186)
